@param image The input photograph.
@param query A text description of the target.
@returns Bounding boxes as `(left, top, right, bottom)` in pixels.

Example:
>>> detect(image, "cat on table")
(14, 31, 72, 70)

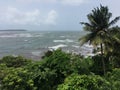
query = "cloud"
(16, 0, 86, 6)
(0, 7, 57, 25)
(61, 0, 86, 6)
(45, 10, 57, 25)
(16, 0, 56, 3)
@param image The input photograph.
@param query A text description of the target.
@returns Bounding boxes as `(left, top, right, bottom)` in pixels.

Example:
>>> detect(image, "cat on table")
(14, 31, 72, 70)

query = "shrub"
(1, 67, 36, 90)
(57, 74, 111, 90)
(91, 55, 111, 75)
(105, 68, 120, 89)
(28, 49, 93, 90)
(0, 56, 31, 67)
(42, 49, 93, 76)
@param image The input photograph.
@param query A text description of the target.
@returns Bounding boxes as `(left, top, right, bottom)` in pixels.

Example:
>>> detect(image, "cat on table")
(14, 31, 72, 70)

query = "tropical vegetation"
(80, 5, 120, 75)
(0, 5, 120, 90)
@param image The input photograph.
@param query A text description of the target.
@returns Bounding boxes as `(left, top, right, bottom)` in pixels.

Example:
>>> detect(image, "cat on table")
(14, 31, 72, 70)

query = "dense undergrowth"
(0, 49, 120, 90)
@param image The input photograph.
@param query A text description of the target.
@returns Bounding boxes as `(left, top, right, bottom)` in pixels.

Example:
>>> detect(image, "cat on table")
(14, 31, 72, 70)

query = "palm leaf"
(79, 33, 93, 46)
(80, 4, 120, 56)
(108, 16, 120, 27)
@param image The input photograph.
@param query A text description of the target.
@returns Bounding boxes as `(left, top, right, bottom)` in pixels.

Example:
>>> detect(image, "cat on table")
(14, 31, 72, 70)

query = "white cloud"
(16, 0, 56, 3)
(60, 0, 85, 6)
(0, 7, 57, 25)
(16, 0, 86, 6)
(45, 10, 57, 25)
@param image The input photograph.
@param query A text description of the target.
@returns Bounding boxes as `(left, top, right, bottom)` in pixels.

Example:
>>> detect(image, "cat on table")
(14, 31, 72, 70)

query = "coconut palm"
(80, 5, 120, 74)
(106, 26, 120, 68)
(105, 26, 120, 54)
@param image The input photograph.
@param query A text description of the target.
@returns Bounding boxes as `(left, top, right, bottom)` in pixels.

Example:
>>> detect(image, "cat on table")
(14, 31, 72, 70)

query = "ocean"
(0, 31, 93, 60)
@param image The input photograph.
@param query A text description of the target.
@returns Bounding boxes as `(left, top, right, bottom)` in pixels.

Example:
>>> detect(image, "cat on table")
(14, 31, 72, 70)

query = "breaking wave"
(48, 44, 67, 50)
(53, 39, 74, 43)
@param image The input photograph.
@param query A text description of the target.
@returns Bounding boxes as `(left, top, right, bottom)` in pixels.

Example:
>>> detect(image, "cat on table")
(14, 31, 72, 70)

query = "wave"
(53, 39, 74, 43)
(0, 33, 43, 38)
(48, 44, 67, 50)
(24, 40, 28, 42)
(83, 44, 93, 48)
(72, 45, 80, 48)
(60, 36, 65, 38)
(31, 51, 41, 56)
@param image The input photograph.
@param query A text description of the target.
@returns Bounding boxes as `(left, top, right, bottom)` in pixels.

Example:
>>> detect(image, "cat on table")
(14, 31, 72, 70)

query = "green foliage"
(105, 27, 120, 69)
(0, 56, 35, 90)
(0, 64, 8, 84)
(57, 74, 111, 90)
(40, 49, 93, 87)
(105, 68, 120, 90)
(0, 56, 31, 67)
(91, 55, 112, 75)
(42, 49, 92, 75)
(0, 5, 120, 90)
(26, 62, 57, 90)
(69, 56, 93, 74)
(1, 49, 120, 90)
(41, 50, 53, 59)
(33, 68, 57, 90)
(80, 5, 120, 75)
(80, 5, 120, 46)
(1, 67, 36, 90)
(25, 49, 93, 90)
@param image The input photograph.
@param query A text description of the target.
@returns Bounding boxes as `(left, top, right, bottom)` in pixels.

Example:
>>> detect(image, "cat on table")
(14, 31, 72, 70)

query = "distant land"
(0, 29, 27, 31)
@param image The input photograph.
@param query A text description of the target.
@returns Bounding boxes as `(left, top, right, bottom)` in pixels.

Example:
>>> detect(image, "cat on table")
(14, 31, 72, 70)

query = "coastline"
(0, 31, 92, 60)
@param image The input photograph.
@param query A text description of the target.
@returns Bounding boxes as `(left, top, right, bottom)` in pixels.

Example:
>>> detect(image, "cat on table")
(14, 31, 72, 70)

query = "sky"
(0, 0, 120, 31)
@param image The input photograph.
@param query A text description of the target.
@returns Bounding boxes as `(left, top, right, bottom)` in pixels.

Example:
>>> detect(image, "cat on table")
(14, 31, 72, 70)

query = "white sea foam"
(85, 53, 95, 57)
(53, 39, 74, 43)
(0, 33, 32, 38)
(24, 40, 28, 42)
(60, 36, 65, 38)
(80, 44, 93, 51)
(84, 44, 93, 48)
(48, 44, 67, 50)
(31, 51, 41, 56)
(53, 40, 65, 42)
(0, 33, 43, 38)
(72, 45, 80, 48)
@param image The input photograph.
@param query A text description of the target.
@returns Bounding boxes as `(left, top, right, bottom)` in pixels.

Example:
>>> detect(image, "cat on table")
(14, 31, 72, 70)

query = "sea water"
(0, 31, 93, 60)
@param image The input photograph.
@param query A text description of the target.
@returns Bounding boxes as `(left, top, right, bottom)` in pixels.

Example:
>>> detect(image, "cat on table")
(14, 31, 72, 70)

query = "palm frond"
(80, 22, 92, 27)
(80, 22, 95, 32)
(108, 16, 120, 27)
(79, 33, 92, 46)
(109, 26, 120, 35)
(79, 4, 120, 56)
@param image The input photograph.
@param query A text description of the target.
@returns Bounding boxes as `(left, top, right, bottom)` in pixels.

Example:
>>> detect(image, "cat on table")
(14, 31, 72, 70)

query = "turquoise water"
(0, 31, 91, 60)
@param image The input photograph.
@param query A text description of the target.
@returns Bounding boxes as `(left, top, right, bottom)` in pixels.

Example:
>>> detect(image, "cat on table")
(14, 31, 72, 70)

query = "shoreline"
(0, 45, 94, 61)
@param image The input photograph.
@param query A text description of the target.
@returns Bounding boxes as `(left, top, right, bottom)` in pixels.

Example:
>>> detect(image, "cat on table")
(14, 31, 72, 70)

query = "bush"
(42, 49, 93, 75)
(105, 68, 120, 89)
(27, 49, 93, 90)
(0, 56, 31, 67)
(91, 55, 111, 75)
(43, 50, 92, 78)
(57, 74, 111, 90)
(23, 61, 57, 90)
(1, 67, 36, 90)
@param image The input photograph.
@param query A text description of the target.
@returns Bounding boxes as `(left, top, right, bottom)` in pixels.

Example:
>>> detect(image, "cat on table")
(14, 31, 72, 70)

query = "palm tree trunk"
(100, 43, 106, 75)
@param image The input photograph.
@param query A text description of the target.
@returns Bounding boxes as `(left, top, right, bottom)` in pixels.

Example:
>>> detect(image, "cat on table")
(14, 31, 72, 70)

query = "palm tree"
(106, 26, 120, 68)
(80, 5, 120, 75)
(104, 26, 120, 54)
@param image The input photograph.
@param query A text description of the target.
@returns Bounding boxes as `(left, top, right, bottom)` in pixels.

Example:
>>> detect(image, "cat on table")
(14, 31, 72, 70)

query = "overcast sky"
(0, 0, 120, 31)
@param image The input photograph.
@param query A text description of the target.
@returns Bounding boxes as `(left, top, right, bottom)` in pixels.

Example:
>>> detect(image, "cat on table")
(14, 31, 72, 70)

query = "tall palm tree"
(104, 26, 120, 54)
(106, 26, 120, 68)
(80, 5, 120, 75)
